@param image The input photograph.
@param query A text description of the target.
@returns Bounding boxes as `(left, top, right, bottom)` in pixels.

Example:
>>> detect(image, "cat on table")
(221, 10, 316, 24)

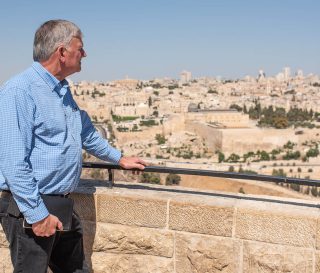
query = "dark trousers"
(0, 194, 90, 273)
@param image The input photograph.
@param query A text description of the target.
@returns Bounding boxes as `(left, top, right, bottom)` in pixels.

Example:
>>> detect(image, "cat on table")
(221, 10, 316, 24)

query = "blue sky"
(0, 0, 319, 83)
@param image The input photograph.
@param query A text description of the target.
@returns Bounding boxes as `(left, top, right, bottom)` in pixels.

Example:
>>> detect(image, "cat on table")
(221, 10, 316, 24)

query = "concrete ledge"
(235, 208, 317, 247)
(169, 201, 234, 236)
(0, 248, 12, 273)
(83, 221, 174, 257)
(91, 253, 173, 273)
(175, 233, 241, 273)
(243, 241, 313, 272)
(1, 179, 320, 273)
(96, 194, 167, 228)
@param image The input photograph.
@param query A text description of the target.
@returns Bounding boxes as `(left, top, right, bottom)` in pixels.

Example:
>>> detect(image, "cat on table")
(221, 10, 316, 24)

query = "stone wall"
(185, 121, 223, 151)
(185, 111, 250, 128)
(1, 179, 320, 273)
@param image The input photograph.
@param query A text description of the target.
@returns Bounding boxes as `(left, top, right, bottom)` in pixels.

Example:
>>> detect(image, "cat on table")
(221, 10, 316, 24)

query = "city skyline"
(0, 0, 319, 84)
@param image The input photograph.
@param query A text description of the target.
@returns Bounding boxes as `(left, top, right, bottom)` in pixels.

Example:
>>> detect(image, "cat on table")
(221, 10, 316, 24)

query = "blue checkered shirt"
(0, 62, 121, 223)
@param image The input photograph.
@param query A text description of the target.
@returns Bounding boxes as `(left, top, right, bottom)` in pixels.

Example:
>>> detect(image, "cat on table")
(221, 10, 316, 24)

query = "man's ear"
(58, 46, 66, 62)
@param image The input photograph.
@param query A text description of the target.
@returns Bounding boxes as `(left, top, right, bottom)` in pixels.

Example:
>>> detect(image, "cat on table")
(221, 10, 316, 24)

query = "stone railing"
(1, 179, 320, 273)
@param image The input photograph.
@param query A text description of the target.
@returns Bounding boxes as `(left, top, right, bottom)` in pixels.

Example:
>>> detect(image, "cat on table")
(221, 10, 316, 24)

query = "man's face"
(63, 37, 87, 75)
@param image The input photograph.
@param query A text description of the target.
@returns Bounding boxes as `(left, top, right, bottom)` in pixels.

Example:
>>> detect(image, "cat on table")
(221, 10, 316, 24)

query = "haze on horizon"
(0, 0, 319, 84)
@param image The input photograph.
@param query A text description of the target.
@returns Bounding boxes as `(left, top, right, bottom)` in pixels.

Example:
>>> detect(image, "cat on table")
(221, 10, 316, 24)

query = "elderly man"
(0, 19, 146, 273)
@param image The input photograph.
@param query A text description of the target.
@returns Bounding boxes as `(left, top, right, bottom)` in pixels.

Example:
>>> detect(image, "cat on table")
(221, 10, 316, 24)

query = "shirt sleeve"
(80, 110, 121, 163)
(0, 87, 49, 224)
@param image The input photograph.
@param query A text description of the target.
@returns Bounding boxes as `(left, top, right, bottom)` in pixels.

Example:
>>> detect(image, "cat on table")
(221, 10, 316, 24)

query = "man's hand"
(119, 156, 147, 172)
(32, 214, 63, 237)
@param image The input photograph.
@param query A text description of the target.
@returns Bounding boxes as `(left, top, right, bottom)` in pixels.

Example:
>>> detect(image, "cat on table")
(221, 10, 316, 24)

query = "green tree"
(272, 168, 286, 177)
(148, 96, 152, 107)
(229, 104, 242, 112)
(155, 134, 166, 145)
(311, 186, 318, 197)
(140, 173, 160, 184)
(306, 148, 319, 158)
(282, 151, 301, 160)
(226, 153, 240, 163)
(283, 141, 295, 149)
(273, 116, 288, 129)
(217, 151, 225, 163)
(165, 174, 181, 186)
(259, 151, 270, 161)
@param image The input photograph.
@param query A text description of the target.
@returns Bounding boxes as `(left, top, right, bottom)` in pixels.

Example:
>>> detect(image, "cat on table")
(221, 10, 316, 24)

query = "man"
(0, 19, 146, 272)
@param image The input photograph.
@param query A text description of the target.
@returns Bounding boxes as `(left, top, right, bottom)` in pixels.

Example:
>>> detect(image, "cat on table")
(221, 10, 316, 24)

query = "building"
(180, 70, 192, 84)
(283, 67, 291, 80)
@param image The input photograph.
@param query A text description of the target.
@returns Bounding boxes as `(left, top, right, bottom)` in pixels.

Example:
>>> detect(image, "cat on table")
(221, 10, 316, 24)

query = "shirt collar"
(31, 62, 69, 96)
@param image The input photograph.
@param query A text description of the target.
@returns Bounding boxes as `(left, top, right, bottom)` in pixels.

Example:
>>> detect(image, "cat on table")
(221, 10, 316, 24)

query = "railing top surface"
(82, 162, 320, 187)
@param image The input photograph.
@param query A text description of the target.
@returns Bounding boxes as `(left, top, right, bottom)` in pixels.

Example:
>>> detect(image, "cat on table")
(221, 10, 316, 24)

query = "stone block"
(235, 208, 317, 247)
(175, 233, 240, 273)
(71, 192, 96, 221)
(0, 225, 9, 248)
(83, 221, 173, 257)
(316, 251, 320, 273)
(243, 241, 313, 273)
(316, 218, 320, 250)
(91, 252, 173, 273)
(169, 201, 234, 236)
(96, 194, 167, 228)
(0, 248, 13, 273)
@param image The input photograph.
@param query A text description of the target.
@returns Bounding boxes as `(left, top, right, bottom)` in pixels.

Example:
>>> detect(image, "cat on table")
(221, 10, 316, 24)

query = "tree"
(148, 96, 152, 107)
(311, 186, 318, 197)
(259, 151, 270, 161)
(217, 151, 225, 163)
(166, 174, 181, 186)
(306, 148, 319, 158)
(243, 151, 255, 162)
(229, 104, 242, 112)
(273, 116, 288, 129)
(282, 151, 300, 160)
(272, 168, 286, 177)
(283, 141, 295, 149)
(140, 173, 160, 184)
(155, 134, 166, 145)
(226, 153, 240, 163)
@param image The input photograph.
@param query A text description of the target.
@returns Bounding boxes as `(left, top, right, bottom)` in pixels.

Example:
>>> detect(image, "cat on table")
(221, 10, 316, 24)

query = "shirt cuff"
(23, 199, 50, 224)
(107, 147, 122, 164)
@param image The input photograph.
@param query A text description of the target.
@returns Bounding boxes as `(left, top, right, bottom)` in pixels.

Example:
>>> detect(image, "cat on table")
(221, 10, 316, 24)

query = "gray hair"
(33, 19, 83, 62)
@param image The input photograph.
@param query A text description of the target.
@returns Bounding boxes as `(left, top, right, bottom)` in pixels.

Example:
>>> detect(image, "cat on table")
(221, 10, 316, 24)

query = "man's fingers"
(57, 220, 63, 231)
(31, 214, 62, 236)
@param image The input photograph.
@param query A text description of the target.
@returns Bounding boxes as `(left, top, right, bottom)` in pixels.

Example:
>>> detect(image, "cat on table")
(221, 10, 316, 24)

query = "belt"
(0, 190, 70, 198)
(46, 193, 70, 198)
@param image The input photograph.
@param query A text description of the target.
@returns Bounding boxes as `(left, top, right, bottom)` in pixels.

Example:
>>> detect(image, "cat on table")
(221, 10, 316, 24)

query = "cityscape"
(1, 2, 320, 272)
(72, 67, 320, 198)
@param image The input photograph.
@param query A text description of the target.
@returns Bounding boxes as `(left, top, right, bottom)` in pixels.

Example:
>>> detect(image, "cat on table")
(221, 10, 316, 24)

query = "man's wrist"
(23, 201, 49, 224)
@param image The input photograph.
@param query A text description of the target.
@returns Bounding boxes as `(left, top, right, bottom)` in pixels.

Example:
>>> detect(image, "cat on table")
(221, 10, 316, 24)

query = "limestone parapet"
(1, 179, 320, 272)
